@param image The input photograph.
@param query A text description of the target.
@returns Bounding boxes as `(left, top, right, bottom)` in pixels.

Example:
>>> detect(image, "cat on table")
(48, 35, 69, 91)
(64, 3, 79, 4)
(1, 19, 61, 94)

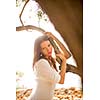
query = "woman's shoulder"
(35, 58, 49, 66)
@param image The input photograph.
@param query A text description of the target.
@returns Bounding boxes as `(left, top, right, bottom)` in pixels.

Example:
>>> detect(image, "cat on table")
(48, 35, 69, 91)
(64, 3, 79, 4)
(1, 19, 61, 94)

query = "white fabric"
(28, 59, 61, 100)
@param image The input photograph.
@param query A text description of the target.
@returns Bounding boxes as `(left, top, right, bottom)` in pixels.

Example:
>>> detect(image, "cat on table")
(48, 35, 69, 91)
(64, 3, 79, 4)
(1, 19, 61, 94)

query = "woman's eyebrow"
(42, 47, 46, 49)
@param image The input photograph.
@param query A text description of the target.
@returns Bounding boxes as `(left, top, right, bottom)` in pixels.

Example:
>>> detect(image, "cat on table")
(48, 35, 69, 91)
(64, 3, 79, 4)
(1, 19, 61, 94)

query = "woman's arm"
(59, 60, 67, 84)
(56, 53, 67, 84)
(45, 32, 71, 59)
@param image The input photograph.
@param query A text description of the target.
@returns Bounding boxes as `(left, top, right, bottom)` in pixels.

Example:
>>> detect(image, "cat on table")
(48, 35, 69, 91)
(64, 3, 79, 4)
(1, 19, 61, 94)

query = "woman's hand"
(45, 32, 55, 40)
(45, 31, 71, 59)
(56, 53, 66, 62)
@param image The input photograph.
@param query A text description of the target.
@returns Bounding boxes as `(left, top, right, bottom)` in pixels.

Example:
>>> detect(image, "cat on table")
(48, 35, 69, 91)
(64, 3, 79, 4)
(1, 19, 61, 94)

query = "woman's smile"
(48, 51, 52, 56)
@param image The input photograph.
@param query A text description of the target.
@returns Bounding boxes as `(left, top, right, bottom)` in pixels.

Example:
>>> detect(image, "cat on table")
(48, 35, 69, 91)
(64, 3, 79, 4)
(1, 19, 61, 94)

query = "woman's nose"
(46, 48, 49, 51)
(46, 47, 49, 52)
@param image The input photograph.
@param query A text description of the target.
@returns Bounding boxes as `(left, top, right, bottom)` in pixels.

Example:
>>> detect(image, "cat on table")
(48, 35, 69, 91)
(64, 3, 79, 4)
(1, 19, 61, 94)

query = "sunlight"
(16, 30, 82, 89)
(16, 0, 82, 90)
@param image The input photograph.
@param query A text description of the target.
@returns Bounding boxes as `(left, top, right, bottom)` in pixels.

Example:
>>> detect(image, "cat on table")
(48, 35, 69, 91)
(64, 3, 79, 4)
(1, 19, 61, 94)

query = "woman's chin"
(48, 54, 52, 57)
(47, 55, 52, 58)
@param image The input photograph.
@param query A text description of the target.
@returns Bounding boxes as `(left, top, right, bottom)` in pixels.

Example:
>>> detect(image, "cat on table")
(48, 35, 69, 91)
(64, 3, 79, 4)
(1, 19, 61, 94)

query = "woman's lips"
(48, 52, 52, 55)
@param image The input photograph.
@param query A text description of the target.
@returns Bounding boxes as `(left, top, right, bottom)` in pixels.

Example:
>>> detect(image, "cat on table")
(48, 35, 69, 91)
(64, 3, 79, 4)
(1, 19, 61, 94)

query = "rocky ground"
(16, 87, 83, 100)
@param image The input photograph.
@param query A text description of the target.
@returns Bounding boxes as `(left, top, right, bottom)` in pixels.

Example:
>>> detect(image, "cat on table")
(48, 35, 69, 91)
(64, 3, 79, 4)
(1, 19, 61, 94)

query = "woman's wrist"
(62, 58, 66, 62)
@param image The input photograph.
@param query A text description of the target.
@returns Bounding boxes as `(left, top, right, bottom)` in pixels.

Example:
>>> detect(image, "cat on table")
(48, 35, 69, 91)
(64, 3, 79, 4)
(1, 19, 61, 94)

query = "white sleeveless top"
(28, 59, 61, 100)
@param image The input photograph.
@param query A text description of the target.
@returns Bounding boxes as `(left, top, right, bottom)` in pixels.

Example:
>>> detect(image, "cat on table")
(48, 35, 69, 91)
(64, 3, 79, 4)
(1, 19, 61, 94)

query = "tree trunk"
(36, 0, 83, 82)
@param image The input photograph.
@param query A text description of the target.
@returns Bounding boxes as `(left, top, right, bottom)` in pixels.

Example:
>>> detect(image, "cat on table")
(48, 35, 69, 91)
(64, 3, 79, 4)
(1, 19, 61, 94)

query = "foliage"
(16, 0, 26, 7)
(16, 71, 24, 77)
(16, 71, 25, 89)
(37, 10, 43, 20)
(16, 0, 48, 25)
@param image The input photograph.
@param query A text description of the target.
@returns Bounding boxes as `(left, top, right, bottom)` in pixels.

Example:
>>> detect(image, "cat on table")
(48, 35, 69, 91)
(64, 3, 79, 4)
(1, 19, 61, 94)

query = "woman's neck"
(45, 56, 58, 72)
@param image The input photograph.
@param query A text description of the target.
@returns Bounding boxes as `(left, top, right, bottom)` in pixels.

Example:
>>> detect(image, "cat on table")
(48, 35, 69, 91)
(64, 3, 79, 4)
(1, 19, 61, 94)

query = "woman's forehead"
(40, 40, 50, 46)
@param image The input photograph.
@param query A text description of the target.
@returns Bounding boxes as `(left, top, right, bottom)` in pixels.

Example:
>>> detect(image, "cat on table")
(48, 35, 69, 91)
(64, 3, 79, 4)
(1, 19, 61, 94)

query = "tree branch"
(16, 25, 45, 33)
(19, 0, 30, 26)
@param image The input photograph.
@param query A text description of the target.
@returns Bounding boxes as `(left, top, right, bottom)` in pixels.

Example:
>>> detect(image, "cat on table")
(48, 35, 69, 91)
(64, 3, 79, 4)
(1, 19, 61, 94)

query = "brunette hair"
(33, 35, 49, 66)
(33, 35, 57, 71)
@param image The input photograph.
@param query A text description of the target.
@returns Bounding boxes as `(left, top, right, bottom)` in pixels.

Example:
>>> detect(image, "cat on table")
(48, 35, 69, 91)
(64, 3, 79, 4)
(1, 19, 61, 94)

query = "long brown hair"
(33, 35, 57, 71)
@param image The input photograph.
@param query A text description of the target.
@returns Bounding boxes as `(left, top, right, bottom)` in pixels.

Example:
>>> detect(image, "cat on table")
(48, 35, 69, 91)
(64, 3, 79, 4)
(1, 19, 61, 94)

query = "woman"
(28, 32, 70, 100)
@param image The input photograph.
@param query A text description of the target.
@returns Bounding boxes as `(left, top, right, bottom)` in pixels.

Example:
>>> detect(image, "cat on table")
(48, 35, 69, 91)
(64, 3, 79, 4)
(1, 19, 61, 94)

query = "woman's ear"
(40, 52, 44, 57)
(40, 52, 42, 57)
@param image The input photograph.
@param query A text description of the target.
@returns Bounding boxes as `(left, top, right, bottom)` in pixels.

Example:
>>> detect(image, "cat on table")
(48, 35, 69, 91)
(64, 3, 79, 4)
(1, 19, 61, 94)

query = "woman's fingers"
(45, 32, 54, 39)
(56, 53, 66, 61)
(45, 32, 51, 36)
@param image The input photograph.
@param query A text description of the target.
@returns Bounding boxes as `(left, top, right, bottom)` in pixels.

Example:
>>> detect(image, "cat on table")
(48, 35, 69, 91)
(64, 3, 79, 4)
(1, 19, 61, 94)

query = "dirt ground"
(16, 87, 83, 100)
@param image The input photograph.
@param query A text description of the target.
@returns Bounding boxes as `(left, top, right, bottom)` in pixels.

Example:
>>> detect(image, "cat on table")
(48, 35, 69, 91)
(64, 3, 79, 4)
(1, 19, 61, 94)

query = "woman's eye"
(48, 44, 50, 47)
(42, 47, 45, 50)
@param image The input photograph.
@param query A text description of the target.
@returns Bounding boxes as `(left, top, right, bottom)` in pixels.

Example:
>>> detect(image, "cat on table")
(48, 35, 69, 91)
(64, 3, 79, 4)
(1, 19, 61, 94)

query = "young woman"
(28, 32, 70, 100)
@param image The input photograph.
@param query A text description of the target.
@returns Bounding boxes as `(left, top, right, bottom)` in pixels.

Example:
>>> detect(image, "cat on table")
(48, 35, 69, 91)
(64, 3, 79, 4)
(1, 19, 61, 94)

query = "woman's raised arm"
(45, 32, 71, 59)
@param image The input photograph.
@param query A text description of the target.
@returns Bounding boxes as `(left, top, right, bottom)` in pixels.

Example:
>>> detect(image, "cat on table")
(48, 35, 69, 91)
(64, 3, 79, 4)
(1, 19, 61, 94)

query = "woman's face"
(40, 40, 52, 58)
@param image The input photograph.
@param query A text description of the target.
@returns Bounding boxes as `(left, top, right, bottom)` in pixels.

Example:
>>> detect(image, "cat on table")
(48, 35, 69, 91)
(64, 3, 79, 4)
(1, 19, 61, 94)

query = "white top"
(28, 59, 61, 100)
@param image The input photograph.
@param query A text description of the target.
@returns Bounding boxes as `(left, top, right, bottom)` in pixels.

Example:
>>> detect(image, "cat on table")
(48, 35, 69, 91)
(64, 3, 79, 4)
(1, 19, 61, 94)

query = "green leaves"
(37, 10, 43, 20)
(16, 71, 24, 77)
